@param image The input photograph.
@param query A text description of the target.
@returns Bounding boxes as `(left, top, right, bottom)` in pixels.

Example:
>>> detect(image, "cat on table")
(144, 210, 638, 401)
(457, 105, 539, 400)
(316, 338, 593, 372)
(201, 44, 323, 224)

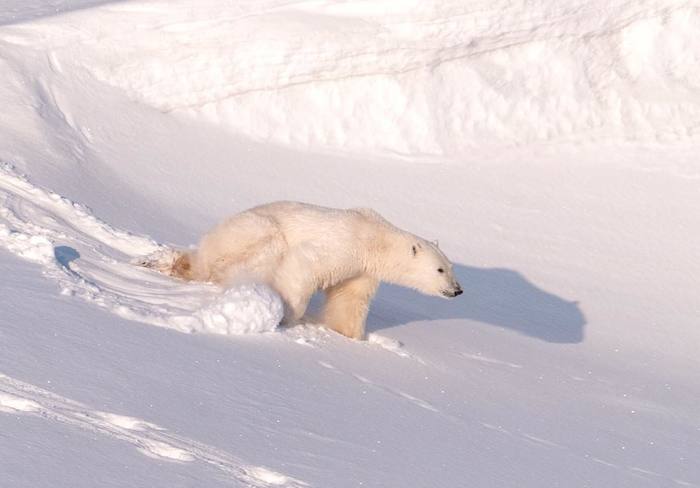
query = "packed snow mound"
(4, 0, 698, 158)
(189, 284, 283, 335)
(0, 164, 283, 335)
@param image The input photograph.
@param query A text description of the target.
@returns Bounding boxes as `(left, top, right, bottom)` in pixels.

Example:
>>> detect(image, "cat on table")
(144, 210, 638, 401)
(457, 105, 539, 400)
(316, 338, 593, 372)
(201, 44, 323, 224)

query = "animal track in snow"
(316, 360, 439, 414)
(0, 392, 42, 413)
(366, 333, 416, 360)
(96, 412, 163, 432)
(0, 373, 307, 487)
(460, 352, 523, 369)
(137, 440, 196, 462)
(351, 373, 440, 412)
(285, 323, 423, 362)
(0, 163, 283, 336)
(478, 422, 697, 486)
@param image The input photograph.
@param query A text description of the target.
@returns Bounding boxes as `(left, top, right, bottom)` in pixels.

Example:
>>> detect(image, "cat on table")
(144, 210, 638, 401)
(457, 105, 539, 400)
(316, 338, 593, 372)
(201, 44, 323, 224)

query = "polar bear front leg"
(322, 274, 379, 340)
(278, 286, 313, 325)
(273, 276, 313, 325)
(272, 249, 315, 326)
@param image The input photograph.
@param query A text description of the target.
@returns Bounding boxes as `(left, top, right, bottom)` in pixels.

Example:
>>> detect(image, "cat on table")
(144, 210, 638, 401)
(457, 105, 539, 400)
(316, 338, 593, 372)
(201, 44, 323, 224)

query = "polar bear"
(160, 201, 462, 339)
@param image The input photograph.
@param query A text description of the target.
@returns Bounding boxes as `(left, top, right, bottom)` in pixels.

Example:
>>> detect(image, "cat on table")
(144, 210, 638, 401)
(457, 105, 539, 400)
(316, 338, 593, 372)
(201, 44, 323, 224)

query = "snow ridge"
(0, 373, 306, 487)
(0, 163, 283, 335)
(14, 0, 696, 157)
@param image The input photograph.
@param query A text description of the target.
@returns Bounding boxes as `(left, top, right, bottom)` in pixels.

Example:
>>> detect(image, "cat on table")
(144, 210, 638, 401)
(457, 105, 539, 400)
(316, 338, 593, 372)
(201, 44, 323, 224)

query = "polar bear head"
(395, 239, 462, 298)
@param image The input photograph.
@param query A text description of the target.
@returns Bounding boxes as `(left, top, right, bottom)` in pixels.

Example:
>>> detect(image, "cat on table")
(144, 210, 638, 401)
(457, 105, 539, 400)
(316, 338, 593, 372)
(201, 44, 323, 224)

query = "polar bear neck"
(361, 224, 420, 285)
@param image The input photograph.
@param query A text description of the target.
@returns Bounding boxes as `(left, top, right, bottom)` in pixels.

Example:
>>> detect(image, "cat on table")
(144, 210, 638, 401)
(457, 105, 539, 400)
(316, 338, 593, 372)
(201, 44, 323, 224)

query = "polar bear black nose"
(442, 285, 463, 298)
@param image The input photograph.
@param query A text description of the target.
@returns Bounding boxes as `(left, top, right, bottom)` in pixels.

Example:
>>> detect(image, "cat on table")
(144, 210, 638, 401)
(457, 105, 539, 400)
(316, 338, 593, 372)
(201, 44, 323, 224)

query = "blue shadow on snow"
(368, 264, 586, 344)
(54, 245, 80, 269)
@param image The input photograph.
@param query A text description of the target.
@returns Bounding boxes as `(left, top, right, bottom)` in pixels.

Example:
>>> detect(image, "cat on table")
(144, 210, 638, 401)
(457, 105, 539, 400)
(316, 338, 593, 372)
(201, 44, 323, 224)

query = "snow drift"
(4, 0, 698, 158)
(0, 164, 283, 335)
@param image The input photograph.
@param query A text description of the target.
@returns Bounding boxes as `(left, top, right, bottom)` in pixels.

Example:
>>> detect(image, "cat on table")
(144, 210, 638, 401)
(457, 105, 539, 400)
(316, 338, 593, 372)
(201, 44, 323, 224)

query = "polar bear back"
(193, 201, 398, 286)
(249, 201, 389, 250)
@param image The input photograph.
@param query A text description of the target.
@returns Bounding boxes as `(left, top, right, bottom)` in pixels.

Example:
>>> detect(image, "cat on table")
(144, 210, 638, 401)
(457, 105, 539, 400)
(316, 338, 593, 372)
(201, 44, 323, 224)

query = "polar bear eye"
(437, 268, 444, 273)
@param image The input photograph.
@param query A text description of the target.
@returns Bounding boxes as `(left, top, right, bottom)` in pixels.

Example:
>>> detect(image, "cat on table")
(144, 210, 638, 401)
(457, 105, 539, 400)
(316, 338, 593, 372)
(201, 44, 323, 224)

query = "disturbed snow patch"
(0, 374, 308, 487)
(184, 284, 283, 335)
(0, 164, 282, 335)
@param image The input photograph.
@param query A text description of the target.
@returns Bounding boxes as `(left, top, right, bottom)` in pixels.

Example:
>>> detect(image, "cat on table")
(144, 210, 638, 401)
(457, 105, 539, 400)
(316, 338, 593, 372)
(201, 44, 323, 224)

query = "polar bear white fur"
(164, 201, 462, 339)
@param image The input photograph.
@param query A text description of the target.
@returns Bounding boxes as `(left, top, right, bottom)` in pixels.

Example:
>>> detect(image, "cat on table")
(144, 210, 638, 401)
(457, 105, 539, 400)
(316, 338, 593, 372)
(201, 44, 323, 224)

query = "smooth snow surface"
(1, 1, 699, 488)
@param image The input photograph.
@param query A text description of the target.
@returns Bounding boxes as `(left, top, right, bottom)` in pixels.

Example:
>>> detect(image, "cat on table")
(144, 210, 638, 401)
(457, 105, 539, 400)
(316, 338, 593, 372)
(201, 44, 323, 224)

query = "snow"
(5, 0, 696, 157)
(1, 1, 699, 487)
(0, 165, 283, 335)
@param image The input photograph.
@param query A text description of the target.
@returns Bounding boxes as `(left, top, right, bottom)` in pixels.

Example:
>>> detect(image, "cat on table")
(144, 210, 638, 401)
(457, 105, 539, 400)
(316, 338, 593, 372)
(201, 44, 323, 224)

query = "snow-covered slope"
(0, 164, 284, 334)
(1, 1, 699, 487)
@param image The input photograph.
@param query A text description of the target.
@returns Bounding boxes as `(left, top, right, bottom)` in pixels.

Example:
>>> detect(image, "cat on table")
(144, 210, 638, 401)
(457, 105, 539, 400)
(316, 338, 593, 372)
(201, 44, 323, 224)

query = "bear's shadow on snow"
(368, 265, 586, 344)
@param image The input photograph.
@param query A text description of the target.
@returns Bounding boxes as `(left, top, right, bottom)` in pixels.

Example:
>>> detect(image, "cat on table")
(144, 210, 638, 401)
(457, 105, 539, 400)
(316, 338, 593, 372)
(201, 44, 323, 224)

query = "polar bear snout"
(442, 283, 463, 298)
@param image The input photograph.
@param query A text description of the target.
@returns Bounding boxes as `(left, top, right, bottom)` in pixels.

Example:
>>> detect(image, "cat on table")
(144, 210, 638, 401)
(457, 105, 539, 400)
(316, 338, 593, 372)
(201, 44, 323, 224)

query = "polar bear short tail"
(132, 248, 195, 280)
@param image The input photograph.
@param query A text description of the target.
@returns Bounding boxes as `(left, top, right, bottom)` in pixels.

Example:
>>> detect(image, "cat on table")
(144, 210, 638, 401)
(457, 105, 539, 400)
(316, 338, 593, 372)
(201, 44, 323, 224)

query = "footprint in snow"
(0, 373, 307, 487)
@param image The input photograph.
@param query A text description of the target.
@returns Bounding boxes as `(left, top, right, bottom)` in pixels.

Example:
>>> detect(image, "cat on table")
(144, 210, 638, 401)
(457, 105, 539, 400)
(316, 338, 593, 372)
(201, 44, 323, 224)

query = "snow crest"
(14, 0, 697, 158)
(0, 164, 283, 335)
(187, 284, 283, 335)
(0, 373, 307, 487)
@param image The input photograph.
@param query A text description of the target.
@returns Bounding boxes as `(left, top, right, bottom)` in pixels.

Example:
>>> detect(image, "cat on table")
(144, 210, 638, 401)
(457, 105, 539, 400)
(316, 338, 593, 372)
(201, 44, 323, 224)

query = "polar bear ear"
(412, 242, 422, 256)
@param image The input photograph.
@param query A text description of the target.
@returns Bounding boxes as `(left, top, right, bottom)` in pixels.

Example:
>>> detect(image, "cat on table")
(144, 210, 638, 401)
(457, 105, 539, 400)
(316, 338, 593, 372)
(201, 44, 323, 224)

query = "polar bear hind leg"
(195, 213, 285, 284)
(322, 274, 379, 340)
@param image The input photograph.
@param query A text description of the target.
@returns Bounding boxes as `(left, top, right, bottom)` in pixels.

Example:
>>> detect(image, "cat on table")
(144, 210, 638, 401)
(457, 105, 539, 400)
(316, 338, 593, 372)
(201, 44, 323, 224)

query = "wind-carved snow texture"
(0, 373, 306, 487)
(40, 0, 699, 157)
(0, 164, 284, 335)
